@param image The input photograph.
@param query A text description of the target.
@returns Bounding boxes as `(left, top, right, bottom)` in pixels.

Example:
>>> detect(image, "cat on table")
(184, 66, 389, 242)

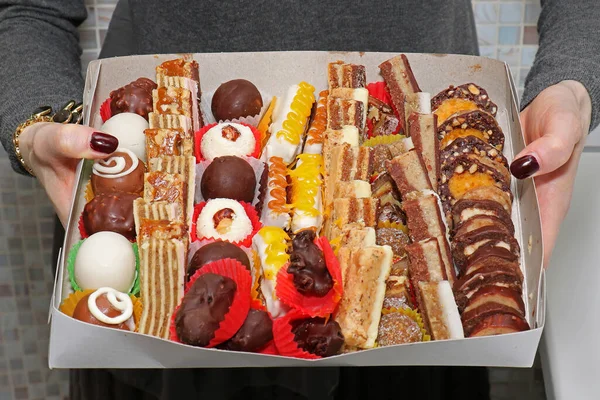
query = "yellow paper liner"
(362, 134, 406, 148)
(59, 289, 143, 330)
(377, 220, 409, 234)
(84, 180, 94, 203)
(257, 96, 277, 154)
(381, 307, 431, 342)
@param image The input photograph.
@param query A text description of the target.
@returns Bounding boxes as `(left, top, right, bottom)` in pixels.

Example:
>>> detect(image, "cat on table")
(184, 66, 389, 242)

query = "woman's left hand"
(512, 80, 592, 267)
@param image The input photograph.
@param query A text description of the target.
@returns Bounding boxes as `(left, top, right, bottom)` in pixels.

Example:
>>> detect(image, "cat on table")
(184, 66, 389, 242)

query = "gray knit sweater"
(1, 0, 599, 175)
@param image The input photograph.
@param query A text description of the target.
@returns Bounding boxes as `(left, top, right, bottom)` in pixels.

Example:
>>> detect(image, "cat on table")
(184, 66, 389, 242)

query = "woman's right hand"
(19, 122, 119, 226)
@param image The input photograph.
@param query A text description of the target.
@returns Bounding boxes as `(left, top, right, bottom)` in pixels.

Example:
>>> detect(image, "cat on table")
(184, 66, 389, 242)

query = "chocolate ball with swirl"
(91, 148, 145, 196)
(72, 287, 135, 331)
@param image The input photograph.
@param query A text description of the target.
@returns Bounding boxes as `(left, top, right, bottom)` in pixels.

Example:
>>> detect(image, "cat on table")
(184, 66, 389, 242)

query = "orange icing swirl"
(306, 90, 328, 146)
(267, 156, 289, 214)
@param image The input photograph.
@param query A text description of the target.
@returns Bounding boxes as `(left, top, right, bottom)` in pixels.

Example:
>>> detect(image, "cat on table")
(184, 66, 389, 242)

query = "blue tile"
(525, 3, 542, 24)
(474, 3, 498, 24)
(499, 2, 523, 23)
(477, 25, 497, 46)
(479, 45, 497, 59)
(521, 46, 538, 66)
(498, 26, 521, 45)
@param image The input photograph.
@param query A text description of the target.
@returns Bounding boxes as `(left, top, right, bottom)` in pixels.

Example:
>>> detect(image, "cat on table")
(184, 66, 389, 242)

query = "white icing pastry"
(88, 287, 133, 325)
(74, 232, 137, 293)
(200, 122, 256, 161)
(196, 199, 253, 242)
(101, 113, 148, 161)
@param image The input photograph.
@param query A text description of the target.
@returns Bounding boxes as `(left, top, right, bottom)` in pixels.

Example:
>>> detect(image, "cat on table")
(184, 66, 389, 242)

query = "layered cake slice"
(404, 92, 432, 121)
(329, 88, 369, 130)
(417, 281, 464, 340)
(386, 149, 432, 197)
(407, 112, 439, 191)
(333, 226, 376, 250)
(325, 197, 379, 240)
(148, 113, 193, 151)
(406, 238, 448, 287)
(133, 199, 183, 237)
(137, 237, 186, 339)
(335, 245, 393, 348)
(324, 143, 372, 206)
(328, 61, 366, 90)
(335, 180, 372, 199)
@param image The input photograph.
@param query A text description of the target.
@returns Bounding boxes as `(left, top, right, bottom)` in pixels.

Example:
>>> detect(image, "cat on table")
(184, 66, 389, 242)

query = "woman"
(1, 0, 597, 399)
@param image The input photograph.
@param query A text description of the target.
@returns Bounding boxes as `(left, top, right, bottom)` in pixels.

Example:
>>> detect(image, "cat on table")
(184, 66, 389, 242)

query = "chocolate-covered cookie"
(188, 241, 251, 279)
(110, 77, 157, 120)
(292, 317, 344, 357)
(201, 156, 257, 203)
(91, 149, 145, 195)
(288, 230, 333, 297)
(175, 273, 236, 347)
(211, 79, 262, 121)
(220, 309, 273, 352)
(82, 192, 140, 241)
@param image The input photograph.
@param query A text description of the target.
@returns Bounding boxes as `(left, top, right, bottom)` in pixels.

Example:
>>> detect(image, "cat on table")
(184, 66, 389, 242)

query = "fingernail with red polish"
(90, 132, 118, 154)
(510, 155, 539, 179)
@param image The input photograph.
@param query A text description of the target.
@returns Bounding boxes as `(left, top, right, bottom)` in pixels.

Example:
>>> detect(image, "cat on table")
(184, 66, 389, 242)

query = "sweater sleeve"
(521, 0, 600, 131)
(0, 1, 87, 175)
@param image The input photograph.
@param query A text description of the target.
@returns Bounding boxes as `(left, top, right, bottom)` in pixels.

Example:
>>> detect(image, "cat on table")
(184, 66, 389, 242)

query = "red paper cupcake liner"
(259, 340, 279, 355)
(366, 81, 393, 107)
(190, 201, 262, 248)
(100, 97, 112, 123)
(194, 122, 262, 163)
(78, 213, 136, 243)
(170, 258, 252, 347)
(275, 237, 343, 318)
(272, 309, 321, 359)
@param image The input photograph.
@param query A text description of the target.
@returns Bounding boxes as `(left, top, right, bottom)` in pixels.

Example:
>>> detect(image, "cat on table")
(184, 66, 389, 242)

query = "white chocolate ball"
(74, 232, 136, 293)
(101, 113, 148, 162)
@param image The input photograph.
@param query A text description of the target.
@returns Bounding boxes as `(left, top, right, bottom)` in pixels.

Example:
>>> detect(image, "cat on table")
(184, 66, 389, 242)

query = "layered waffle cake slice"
(324, 197, 379, 240)
(133, 199, 184, 239)
(143, 171, 186, 224)
(335, 245, 393, 349)
(137, 237, 186, 339)
(328, 61, 366, 89)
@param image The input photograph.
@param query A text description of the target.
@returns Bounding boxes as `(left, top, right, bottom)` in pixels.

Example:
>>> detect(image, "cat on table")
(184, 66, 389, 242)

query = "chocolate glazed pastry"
(174, 273, 236, 347)
(219, 309, 273, 352)
(109, 77, 157, 120)
(187, 241, 251, 279)
(211, 79, 263, 121)
(201, 156, 257, 203)
(292, 317, 344, 357)
(288, 230, 333, 297)
(82, 192, 140, 241)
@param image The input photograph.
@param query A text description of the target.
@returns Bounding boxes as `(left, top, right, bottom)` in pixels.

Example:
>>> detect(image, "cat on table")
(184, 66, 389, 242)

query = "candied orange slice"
(448, 172, 496, 200)
(441, 128, 486, 148)
(434, 98, 479, 124)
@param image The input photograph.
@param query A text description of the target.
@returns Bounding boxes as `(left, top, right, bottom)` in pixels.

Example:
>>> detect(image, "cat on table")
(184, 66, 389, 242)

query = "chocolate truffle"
(73, 290, 134, 331)
(211, 79, 263, 121)
(188, 241, 251, 279)
(201, 156, 257, 203)
(175, 273, 237, 347)
(82, 192, 140, 241)
(91, 149, 145, 195)
(288, 230, 333, 297)
(110, 77, 157, 120)
(220, 309, 273, 352)
(292, 317, 344, 357)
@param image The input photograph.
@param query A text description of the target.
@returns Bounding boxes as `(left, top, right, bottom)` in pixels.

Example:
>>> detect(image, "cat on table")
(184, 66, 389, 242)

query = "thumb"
(510, 113, 579, 180)
(44, 123, 119, 160)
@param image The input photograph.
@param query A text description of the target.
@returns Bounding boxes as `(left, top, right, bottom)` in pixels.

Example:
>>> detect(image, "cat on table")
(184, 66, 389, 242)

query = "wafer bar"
(386, 149, 433, 197)
(137, 237, 186, 339)
(143, 171, 185, 223)
(417, 281, 464, 340)
(153, 86, 192, 118)
(328, 61, 366, 89)
(432, 83, 498, 125)
(335, 245, 393, 348)
(437, 110, 505, 150)
(408, 112, 439, 191)
(144, 128, 185, 159)
(133, 199, 183, 236)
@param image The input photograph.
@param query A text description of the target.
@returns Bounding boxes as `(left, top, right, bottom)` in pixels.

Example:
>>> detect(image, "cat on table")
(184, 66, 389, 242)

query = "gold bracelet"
(12, 102, 84, 176)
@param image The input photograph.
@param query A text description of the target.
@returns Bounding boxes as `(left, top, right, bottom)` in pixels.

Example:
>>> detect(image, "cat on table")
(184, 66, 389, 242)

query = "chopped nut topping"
(468, 84, 480, 95)
(221, 125, 241, 141)
(455, 165, 464, 174)
(213, 208, 235, 233)
(489, 149, 498, 157)
(469, 164, 478, 174)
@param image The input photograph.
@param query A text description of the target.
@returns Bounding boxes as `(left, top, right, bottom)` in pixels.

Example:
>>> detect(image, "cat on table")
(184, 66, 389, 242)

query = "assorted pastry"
(61, 54, 531, 358)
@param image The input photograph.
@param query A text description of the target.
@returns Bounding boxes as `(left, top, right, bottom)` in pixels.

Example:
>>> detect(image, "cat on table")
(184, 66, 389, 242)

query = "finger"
(510, 112, 580, 179)
(39, 123, 119, 161)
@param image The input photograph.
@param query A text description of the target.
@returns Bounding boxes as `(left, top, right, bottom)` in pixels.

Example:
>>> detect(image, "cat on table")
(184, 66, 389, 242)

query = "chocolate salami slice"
(452, 199, 513, 233)
(461, 302, 525, 337)
(468, 313, 529, 337)
(462, 247, 522, 280)
(460, 186, 512, 216)
(454, 214, 515, 239)
(437, 110, 505, 150)
(431, 83, 498, 124)
(463, 285, 525, 316)
(452, 229, 520, 270)
(454, 263, 523, 310)
(439, 153, 512, 218)
(440, 136, 508, 170)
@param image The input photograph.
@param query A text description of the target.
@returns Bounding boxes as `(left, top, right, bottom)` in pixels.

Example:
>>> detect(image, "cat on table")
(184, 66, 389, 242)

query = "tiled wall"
(0, 1, 546, 400)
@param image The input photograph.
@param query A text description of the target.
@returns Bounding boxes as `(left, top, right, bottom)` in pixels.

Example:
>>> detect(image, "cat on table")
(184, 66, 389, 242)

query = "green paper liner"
(67, 239, 140, 296)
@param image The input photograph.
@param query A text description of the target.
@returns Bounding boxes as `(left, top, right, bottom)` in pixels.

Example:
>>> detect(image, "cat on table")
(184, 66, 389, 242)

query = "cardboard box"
(49, 52, 544, 368)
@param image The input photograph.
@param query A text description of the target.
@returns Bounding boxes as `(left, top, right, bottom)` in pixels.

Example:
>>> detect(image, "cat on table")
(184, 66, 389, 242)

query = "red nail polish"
(510, 155, 539, 179)
(90, 132, 118, 154)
